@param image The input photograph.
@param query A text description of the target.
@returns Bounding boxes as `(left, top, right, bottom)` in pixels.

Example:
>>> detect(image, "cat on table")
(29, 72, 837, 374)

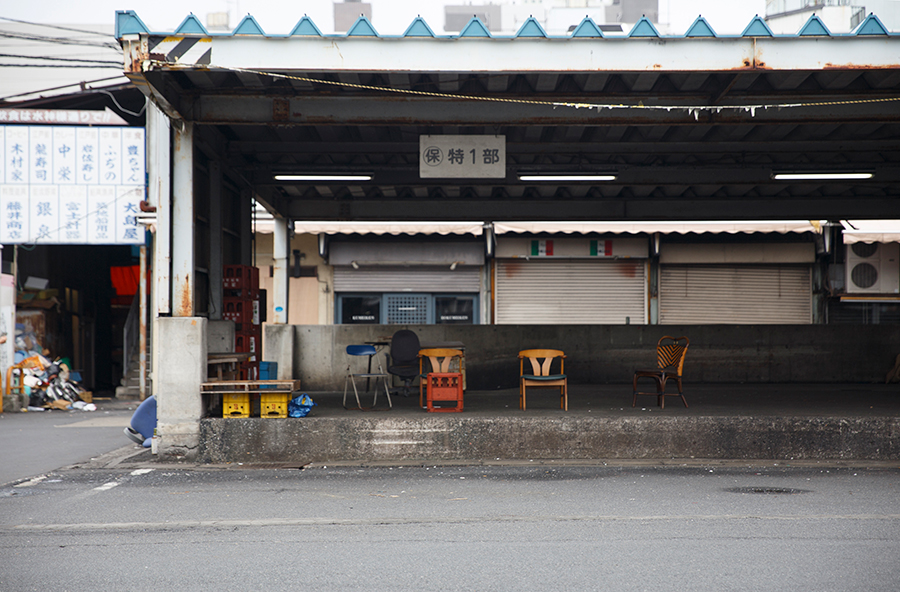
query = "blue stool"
(343, 345, 391, 410)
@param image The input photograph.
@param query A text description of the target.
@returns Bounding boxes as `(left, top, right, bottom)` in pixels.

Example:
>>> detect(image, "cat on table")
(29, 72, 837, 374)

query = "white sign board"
(419, 135, 506, 179)
(0, 125, 145, 244)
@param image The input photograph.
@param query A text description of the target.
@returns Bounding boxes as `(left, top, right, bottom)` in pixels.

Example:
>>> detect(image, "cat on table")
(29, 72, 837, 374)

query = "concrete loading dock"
(114, 11, 900, 461)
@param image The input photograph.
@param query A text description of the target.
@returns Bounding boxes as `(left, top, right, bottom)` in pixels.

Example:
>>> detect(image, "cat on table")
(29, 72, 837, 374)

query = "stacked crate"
(223, 264, 261, 380)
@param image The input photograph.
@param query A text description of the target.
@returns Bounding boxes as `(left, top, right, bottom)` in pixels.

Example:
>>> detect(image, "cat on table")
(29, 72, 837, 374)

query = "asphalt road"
(1, 463, 898, 591)
(0, 402, 135, 486)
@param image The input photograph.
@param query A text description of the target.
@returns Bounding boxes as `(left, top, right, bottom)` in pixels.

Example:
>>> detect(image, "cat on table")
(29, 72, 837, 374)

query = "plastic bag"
(288, 393, 316, 418)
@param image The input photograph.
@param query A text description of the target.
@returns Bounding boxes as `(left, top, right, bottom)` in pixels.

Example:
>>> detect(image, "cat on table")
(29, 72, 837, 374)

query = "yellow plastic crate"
(260, 393, 289, 418)
(222, 393, 250, 418)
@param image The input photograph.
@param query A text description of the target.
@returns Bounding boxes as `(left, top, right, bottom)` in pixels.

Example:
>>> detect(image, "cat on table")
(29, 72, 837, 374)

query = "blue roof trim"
(115, 10, 149, 37)
(516, 16, 548, 38)
(403, 16, 435, 37)
(290, 15, 322, 36)
(855, 13, 889, 36)
(798, 14, 831, 36)
(628, 16, 660, 38)
(347, 15, 378, 37)
(570, 17, 603, 38)
(685, 16, 716, 38)
(233, 14, 265, 36)
(174, 13, 209, 36)
(117, 11, 900, 40)
(459, 17, 492, 38)
(742, 15, 774, 37)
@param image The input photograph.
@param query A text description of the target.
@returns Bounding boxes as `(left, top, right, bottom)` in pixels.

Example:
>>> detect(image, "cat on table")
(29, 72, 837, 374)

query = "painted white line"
(14, 476, 47, 488)
(130, 469, 154, 476)
(93, 482, 119, 491)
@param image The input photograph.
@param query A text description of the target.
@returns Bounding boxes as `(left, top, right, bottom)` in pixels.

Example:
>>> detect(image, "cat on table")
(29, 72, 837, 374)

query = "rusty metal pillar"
(172, 121, 194, 317)
(139, 244, 147, 400)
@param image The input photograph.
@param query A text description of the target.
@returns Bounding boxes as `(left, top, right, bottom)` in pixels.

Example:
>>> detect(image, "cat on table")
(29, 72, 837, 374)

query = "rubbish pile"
(7, 352, 94, 412)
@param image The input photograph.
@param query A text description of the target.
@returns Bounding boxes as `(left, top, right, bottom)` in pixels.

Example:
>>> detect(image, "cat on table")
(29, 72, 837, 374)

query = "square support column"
(155, 317, 207, 459)
(272, 216, 290, 324)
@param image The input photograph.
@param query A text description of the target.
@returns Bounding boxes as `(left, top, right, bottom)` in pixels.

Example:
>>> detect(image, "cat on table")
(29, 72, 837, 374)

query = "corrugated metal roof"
(115, 11, 895, 40)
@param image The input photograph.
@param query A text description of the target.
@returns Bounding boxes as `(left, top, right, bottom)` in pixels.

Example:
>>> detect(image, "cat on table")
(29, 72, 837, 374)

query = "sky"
(0, 0, 768, 35)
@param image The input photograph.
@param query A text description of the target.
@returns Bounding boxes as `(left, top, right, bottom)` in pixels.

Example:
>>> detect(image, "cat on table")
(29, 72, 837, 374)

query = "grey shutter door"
(659, 265, 812, 324)
(495, 259, 647, 324)
(334, 266, 481, 292)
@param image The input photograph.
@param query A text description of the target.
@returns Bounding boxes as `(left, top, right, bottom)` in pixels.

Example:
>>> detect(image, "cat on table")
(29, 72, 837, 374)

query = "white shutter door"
(659, 265, 812, 324)
(495, 259, 647, 324)
(334, 266, 481, 292)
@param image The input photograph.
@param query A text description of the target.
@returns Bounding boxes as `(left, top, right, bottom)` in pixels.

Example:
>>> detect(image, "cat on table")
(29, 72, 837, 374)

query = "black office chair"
(387, 329, 420, 397)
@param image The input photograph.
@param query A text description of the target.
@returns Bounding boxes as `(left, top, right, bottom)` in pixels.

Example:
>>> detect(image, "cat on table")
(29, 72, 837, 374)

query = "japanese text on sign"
(419, 135, 505, 179)
(0, 125, 145, 245)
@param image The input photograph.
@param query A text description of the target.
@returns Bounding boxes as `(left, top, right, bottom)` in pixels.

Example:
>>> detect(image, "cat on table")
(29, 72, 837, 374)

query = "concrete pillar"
(155, 317, 207, 459)
(272, 217, 290, 324)
(172, 121, 194, 317)
(265, 324, 295, 380)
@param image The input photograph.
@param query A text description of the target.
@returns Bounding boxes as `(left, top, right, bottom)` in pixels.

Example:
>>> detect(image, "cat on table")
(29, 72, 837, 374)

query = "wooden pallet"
(201, 380, 302, 418)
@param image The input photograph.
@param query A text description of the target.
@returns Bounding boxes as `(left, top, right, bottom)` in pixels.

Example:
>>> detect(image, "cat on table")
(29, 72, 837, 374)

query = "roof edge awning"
(291, 221, 485, 236)
(493, 221, 824, 236)
(841, 220, 900, 244)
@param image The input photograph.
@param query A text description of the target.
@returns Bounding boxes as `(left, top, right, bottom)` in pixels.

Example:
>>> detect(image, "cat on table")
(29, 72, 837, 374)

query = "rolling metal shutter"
(659, 265, 812, 324)
(495, 259, 647, 324)
(334, 265, 481, 292)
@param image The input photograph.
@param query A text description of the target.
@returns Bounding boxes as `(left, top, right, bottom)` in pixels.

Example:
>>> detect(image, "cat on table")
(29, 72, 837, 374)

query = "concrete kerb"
(75, 444, 900, 472)
(196, 413, 900, 464)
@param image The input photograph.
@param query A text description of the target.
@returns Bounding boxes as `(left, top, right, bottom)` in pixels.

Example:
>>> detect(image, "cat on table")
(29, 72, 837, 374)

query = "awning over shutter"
(841, 220, 900, 244)
(494, 221, 823, 235)
(334, 266, 481, 293)
(495, 259, 646, 325)
(659, 265, 811, 324)
(293, 221, 484, 236)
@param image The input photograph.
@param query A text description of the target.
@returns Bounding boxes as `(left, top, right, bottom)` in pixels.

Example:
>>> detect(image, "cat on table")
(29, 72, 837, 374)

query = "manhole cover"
(724, 486, 810, 495)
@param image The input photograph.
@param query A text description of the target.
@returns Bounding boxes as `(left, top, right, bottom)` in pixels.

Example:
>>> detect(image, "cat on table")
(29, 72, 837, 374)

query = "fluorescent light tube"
(772, 173, 872, 181)
(518, 174, 616, 182)
(274, 174, 372, 182)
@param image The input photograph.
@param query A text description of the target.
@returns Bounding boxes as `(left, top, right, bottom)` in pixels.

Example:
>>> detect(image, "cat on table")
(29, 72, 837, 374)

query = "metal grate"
(386, 294, 428, 324)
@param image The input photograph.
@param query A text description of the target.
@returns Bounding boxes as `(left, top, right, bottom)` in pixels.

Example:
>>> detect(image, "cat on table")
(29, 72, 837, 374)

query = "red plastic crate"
(223, 298, 259, 325)
(223, 265, 259, 291)
(235, 332, 259, 353)
(426, 372, 463, 413)
(239, 360, 259, 381)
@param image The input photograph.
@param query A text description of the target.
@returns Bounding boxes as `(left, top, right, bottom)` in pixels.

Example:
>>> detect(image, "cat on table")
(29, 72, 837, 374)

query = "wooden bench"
(201, 379, 302, 418)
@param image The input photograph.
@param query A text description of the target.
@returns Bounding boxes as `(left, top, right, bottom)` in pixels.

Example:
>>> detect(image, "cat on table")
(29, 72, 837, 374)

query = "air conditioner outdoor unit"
(845, 242, 900, 294)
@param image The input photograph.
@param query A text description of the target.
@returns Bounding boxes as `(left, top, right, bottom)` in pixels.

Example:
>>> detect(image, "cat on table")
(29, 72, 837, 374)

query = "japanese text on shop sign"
(419, 135, 505, 179)
(0, 125, 145, 244)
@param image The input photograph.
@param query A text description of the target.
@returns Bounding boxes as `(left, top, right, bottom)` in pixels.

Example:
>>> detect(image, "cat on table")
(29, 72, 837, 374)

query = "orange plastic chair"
(518, 349, 567, 411)
(632, 336, 689, 409)
(418, 348, 464, 409)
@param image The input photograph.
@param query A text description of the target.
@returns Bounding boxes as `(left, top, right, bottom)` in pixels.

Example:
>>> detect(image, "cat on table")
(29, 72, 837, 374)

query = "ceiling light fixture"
(772, 172, 873, 181)
(519, 174, 617, 182)
(274, 174, 373, 182)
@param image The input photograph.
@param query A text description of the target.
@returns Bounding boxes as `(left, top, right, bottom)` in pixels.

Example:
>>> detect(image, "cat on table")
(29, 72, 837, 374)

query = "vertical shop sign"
(0, 125, 145, 244)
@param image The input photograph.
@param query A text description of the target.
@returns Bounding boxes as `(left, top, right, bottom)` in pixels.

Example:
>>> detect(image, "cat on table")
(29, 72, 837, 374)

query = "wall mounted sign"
(0, 125, 145, 244)
(419, 135, 505, 179)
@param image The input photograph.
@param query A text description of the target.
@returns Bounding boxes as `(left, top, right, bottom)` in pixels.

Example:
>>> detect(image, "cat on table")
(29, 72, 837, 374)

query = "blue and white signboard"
(0, 125, 145, 244)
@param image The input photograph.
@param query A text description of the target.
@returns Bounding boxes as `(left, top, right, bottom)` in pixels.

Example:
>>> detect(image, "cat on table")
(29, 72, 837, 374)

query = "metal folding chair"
(343, 344, 392, 410)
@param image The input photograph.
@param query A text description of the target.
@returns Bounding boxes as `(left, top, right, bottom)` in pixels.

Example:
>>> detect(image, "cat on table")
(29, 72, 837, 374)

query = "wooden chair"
(418, 348, 464, 409)
(518, 349, 567, 411)
(632, 336, 689, 409)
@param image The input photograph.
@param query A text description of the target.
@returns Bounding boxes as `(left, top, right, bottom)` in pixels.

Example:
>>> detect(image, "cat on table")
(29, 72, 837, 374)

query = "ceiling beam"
(189, 94, 900, 126)
(280, 197, 900, 222)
